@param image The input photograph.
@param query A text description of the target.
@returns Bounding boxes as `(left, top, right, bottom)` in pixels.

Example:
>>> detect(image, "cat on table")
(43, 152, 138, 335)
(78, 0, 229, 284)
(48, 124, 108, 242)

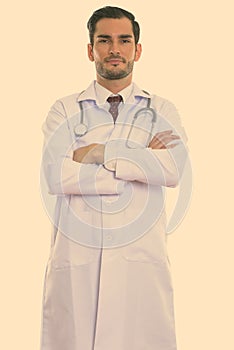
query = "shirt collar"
(95, 81, 133, 105)
(77, 80, 151, 105)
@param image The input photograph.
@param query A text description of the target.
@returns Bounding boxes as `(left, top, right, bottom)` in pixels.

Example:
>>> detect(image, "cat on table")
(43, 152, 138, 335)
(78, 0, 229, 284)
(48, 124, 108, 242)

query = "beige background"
(1, 0, 233, 349)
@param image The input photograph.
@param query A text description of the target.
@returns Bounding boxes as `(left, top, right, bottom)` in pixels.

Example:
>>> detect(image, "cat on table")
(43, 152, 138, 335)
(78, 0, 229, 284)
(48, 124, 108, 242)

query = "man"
(41, 6, 188, 350)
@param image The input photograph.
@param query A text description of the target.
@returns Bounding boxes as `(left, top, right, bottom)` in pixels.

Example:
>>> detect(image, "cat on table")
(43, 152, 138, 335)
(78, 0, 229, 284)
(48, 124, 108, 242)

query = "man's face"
(88, 17, 142, 80)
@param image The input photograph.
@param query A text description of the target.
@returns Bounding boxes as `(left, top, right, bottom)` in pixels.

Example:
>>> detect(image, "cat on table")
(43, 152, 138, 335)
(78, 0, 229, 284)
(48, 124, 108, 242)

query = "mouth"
(105, 57, 125, 65)
(107, 60, 123, 65)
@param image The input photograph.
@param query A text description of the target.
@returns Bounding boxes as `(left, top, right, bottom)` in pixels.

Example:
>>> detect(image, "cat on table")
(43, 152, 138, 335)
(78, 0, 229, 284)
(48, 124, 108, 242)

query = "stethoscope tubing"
(73, 98, 157, 147)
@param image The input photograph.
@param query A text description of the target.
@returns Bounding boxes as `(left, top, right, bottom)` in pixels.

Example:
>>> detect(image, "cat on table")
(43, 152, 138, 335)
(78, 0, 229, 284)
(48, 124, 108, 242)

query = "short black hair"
(87, 6, 140, 46)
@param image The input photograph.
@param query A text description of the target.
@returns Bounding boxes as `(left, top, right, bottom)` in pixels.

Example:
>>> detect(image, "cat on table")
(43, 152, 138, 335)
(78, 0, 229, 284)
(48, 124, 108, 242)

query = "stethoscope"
(74, 97, 157, 147)
(73, 100, 89, 137)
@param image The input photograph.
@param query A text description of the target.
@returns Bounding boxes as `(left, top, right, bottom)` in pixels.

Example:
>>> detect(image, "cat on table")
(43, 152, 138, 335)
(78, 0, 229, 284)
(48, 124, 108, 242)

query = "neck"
(96, 74, 133, 94)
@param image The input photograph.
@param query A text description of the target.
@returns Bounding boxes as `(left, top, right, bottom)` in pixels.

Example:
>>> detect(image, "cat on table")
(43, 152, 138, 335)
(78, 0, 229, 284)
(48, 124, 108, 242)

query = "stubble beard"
(96, 60, 134, 80)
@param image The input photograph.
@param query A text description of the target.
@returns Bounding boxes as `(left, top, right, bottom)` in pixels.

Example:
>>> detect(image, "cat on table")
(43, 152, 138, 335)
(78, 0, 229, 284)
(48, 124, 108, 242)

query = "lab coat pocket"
(51, 229, 97, 270)
(122, 228, 168, 265)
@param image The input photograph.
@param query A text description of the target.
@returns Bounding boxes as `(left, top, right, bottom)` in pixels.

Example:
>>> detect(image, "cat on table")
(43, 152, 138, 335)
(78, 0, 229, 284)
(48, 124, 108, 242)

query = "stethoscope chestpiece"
(74, 123, 88, 137)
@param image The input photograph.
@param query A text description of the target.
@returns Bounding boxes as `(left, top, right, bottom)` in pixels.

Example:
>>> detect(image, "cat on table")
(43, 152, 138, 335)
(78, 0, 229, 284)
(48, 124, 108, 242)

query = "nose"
(109, 40, 120, 55)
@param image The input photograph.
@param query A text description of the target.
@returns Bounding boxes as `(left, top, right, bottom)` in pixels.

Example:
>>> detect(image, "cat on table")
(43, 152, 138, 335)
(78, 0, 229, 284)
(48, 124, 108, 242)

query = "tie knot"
(107, 95, 123, 104)
(107, 95, 122, 122)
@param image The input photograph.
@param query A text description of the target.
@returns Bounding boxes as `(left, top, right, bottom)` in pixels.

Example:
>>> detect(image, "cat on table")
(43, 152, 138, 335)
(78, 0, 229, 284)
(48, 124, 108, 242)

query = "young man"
(41, 6, 188, 350)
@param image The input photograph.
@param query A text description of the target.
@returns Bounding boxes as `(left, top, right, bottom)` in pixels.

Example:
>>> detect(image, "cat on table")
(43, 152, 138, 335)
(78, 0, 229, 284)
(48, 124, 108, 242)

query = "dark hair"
(87, 6, 140, 46)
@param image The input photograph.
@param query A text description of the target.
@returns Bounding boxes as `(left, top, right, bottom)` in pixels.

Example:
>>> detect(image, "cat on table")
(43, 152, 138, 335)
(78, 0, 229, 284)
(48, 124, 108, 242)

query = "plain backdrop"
(1, 0, 233, 349)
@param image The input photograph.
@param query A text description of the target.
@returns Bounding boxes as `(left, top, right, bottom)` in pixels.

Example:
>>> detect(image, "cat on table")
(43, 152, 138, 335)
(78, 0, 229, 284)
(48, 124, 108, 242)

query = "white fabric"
(95, 80, 133, 105)
(40, 80, 188, 350)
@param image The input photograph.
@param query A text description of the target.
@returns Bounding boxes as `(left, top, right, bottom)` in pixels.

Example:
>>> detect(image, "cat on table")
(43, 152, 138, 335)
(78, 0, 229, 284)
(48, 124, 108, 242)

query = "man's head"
(87, 6, 140, 46)
(87, 6, 142, 83)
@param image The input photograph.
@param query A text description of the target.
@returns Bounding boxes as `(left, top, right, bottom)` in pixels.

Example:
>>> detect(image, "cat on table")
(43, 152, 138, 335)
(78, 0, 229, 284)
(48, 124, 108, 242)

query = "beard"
(95, 59, 134, 80)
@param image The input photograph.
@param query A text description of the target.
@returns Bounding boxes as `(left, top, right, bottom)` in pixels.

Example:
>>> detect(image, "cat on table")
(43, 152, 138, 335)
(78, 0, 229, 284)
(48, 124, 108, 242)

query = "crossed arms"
(73, 130, 180, 164)
(42, 99, 188, 195)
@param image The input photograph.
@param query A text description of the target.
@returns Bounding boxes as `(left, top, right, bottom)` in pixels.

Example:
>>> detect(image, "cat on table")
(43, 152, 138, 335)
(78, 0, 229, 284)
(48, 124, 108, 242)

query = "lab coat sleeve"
(42, 100, 125, 195)
(104, 99, 188, 187)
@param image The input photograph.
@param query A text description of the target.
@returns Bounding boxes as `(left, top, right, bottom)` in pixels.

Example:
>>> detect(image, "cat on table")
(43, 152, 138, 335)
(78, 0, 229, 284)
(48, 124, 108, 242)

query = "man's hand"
(73, 130, 179, 164)
(148, 130, 180, 149)
(73, 144, 105, 164)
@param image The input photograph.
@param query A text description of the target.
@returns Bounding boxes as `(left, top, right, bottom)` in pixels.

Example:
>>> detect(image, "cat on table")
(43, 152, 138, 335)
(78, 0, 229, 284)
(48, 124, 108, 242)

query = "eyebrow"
(97, 34, 133, 39)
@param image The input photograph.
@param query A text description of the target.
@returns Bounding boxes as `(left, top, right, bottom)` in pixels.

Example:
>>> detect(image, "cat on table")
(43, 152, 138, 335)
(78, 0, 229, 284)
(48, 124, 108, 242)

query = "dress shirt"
(94, 80, 133, 106)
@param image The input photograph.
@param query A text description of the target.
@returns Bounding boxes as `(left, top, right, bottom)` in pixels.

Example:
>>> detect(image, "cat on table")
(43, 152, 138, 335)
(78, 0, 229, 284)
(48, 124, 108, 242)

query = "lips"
(105, 57, 125, 64)
(108, 59, 122, 64)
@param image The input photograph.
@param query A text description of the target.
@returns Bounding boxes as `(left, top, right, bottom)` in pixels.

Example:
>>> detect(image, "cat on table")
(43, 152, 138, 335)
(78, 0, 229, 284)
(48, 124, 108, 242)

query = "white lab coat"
(40, 81, 188, 350)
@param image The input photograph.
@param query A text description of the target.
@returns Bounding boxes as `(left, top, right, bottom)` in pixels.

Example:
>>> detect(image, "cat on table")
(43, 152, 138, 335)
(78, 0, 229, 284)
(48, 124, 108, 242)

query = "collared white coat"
(40, 81, 188, 350)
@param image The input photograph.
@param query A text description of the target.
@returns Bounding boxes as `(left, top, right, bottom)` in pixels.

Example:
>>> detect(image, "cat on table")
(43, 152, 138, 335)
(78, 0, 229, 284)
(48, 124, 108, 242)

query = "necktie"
(107, 95, 123, 122)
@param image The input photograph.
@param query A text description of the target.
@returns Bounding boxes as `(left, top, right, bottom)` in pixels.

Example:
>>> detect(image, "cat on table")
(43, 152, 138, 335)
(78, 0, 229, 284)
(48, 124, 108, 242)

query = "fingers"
(149, 141, 178, 149)
(153, 130, 173, 137)
(152, 131, 180, 141)
(148, 130, 180, 149)
(165, 143, 178, 149)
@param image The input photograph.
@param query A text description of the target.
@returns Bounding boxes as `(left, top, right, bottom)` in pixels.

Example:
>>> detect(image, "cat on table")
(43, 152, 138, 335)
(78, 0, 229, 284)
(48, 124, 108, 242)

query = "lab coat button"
(103, 198, 113, 205)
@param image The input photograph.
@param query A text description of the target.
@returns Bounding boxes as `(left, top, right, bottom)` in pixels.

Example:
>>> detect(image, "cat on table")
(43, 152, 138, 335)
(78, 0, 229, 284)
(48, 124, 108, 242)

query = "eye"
(121, 39, 131, 44)
(99, 39, 109, 43)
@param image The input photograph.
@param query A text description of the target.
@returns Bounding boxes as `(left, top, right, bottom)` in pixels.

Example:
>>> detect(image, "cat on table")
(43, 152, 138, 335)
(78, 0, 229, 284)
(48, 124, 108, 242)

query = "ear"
(134, 43, 142, 62)
(87, 43, 94, 62)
